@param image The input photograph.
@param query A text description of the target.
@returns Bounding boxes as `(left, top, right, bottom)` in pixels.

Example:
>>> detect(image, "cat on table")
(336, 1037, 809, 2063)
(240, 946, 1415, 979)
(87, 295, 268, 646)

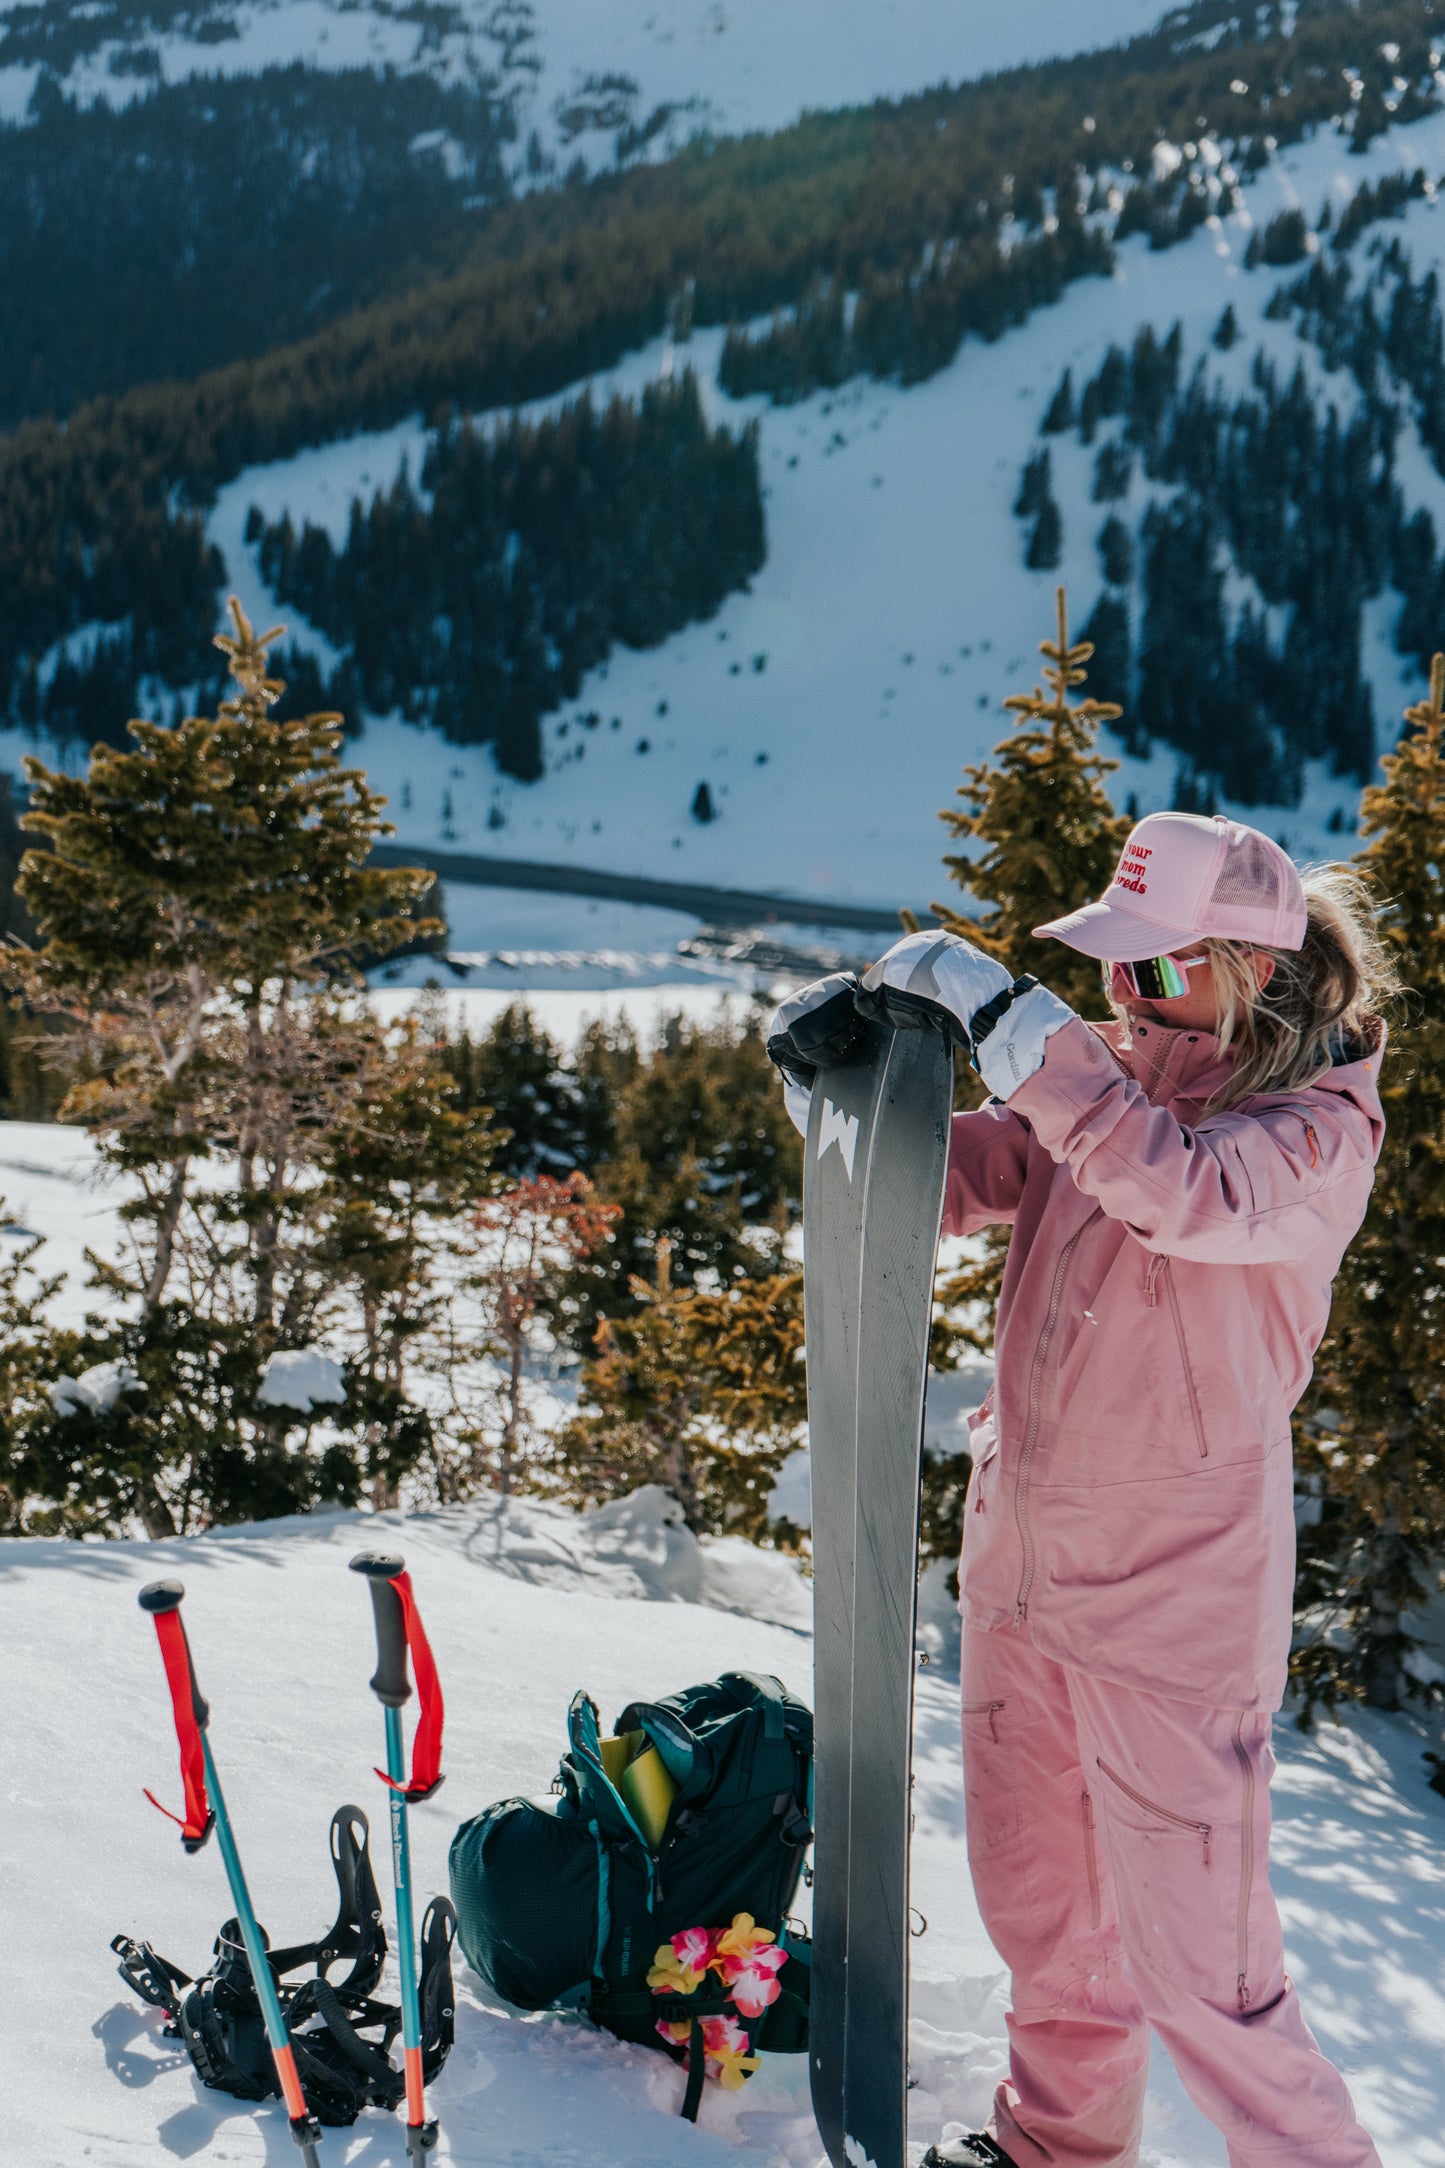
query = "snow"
(186, 104, 1445, 942)
(5, 1488, 1445, 2166)
(47, 1357, 142, 1415)
(256, 1347, 349, 1412)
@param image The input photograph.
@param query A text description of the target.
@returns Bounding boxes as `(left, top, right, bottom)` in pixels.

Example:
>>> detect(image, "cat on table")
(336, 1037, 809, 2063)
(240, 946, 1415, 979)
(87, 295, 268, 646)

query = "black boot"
(921, 2140, 1016, 2168)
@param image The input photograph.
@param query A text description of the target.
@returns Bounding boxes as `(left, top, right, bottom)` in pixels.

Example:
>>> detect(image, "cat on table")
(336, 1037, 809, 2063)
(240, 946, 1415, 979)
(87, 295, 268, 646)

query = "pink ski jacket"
(945, 1012, 1385, 1711)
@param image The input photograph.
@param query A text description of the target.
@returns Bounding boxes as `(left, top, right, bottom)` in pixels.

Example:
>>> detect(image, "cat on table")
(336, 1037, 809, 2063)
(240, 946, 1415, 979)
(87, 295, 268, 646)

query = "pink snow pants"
(961, 1626, 1381, 2168)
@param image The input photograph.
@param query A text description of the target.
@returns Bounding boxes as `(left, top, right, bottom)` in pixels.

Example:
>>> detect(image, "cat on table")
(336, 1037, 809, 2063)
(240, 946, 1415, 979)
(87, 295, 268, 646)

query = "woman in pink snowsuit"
(775, 812, 1391, 2168)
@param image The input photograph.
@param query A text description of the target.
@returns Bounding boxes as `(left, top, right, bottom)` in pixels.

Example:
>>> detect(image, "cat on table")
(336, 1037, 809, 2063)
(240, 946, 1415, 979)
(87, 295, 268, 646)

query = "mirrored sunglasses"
(1104, 952, 1210, 1001)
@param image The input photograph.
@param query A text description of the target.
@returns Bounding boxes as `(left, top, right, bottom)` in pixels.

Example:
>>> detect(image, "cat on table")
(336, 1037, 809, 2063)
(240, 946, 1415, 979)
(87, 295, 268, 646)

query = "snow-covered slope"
(0, 0, 1173, 163)
(5, 1490, 1444, 2168)
(192, 109, 1445, 924)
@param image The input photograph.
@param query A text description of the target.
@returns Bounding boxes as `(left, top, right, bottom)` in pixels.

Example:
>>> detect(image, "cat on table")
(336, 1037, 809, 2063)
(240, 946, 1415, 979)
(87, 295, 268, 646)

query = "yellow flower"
(647, 1943, 702, 1994)
(714, 1913, 776, 1962)
(712, 2048, 762, 2090)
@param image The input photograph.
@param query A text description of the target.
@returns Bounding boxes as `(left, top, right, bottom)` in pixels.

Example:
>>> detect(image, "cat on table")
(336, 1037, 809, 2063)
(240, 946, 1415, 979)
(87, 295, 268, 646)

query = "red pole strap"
(375, 1570, 445, 1803)
(144, 1609, 214, 1850)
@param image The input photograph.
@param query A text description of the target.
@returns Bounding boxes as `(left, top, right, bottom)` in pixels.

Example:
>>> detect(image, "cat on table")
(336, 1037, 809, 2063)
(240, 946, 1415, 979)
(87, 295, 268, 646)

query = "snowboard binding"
(113, 1804, 457, 2127)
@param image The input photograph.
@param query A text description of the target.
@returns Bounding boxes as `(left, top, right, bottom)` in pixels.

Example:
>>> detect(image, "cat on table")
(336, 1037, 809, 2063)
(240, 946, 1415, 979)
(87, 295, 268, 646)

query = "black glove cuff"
(767, 980, 868, 1084)
(966, 975, 1040, 1069)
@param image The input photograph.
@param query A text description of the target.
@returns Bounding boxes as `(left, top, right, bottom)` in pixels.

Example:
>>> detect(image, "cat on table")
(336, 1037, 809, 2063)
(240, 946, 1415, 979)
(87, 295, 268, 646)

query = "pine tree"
(933, 585, 1130, 1005)
(556, 1247, 805, 1538)
(1025, 496, 1063, 571)
(2, 602, 479, 1534)
(931, 589, 1130, 1377)
(1293, 657, 1445, 1728)
(1041, 367, 1075, 434)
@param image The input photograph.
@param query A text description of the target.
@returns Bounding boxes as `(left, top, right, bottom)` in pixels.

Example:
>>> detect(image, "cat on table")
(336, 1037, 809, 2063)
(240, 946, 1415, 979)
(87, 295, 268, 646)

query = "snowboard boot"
(921, 2139, 1016, 2168)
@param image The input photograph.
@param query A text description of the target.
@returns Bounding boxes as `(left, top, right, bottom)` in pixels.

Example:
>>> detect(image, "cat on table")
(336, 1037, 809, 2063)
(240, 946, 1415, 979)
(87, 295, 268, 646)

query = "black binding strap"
(418, 1897, 458, 2080)
(111, 1937, 193, 2013)
(265, 1806, 386, 1997)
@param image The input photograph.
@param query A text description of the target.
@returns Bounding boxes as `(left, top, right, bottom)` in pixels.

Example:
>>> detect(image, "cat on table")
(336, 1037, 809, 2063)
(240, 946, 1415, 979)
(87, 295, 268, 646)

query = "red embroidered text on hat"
(1033, 812, 1308, 960)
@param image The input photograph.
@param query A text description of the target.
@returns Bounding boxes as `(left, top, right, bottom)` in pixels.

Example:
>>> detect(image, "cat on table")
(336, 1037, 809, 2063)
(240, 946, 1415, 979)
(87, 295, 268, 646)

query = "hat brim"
(1032, 897, 1200, 962)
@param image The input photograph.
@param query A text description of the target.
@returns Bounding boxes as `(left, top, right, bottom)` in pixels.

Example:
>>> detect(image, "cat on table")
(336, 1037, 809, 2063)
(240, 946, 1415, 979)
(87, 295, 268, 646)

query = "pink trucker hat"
(1034, 812, 1308, 960)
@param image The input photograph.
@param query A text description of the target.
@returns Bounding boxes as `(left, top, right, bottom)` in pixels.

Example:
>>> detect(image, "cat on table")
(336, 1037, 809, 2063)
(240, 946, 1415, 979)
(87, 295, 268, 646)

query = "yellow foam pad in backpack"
(599, 1729, 678, 1848)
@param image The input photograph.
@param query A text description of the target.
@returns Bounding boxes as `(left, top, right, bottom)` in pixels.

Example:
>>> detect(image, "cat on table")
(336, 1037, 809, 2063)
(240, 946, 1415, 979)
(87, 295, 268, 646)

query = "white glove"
(858, 930, 1013, 1041)
(973, 981, 1075, 1099)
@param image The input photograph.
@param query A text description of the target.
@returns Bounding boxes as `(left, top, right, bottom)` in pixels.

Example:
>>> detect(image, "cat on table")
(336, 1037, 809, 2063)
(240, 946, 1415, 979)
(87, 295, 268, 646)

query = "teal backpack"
(448, 1671, 814, 2118)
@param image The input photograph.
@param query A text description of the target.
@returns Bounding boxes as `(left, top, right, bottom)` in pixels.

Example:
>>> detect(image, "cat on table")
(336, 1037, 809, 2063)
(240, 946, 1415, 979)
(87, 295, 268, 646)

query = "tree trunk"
(498, 1332, 525, 1497)
(1363, 1528, 1404, 1711)
(138, 1480, 177, 1540)
(143, 1156, 190, 1312)
(662, 1421, 706, 1536)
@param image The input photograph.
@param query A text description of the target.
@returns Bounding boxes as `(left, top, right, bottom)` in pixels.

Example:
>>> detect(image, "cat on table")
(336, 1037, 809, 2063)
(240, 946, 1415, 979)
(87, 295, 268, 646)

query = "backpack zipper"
(1013, 1225, 1086, 1626)
(1096, 1755, 1212, 1868)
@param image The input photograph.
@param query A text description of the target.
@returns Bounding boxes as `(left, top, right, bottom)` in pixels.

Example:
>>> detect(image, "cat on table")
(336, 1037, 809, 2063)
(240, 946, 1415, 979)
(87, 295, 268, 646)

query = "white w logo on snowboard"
(817, 1098, 860, 1180)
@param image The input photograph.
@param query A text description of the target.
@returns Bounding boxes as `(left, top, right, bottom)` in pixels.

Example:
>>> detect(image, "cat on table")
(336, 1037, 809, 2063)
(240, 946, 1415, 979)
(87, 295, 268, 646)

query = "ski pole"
(349, 1552, 445, 2164)
(136, 1580, 324, 2168)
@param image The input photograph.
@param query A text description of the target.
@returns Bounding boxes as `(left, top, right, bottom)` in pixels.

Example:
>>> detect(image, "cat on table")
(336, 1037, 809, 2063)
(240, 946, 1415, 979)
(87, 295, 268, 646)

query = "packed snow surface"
(192, 106, 1445, 936)
(4, 1486, 1444, 2166)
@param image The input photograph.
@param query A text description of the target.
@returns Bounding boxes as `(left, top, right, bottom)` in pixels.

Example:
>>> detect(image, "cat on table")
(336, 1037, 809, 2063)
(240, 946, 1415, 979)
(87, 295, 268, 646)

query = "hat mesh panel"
(1209, 832, 1282, 914)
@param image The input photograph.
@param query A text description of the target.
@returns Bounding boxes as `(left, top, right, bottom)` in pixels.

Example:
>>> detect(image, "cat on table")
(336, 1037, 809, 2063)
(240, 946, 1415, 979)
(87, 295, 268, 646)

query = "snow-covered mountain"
(0, 0, 1174, 164)
(7, 1491, 1444, 2167)
(178, 107, 1445, 929)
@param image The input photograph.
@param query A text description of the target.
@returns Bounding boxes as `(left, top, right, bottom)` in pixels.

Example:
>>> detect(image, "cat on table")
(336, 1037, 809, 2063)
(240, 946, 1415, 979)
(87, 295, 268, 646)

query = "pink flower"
(647, 1925, 716, 1994)
(723, 1950, 786, 2019)
(700, 2014, 749, 2059)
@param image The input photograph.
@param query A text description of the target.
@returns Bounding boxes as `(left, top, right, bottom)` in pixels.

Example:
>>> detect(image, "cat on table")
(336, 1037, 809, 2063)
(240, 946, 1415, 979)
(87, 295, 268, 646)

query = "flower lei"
(646, 1912, 788, 2090)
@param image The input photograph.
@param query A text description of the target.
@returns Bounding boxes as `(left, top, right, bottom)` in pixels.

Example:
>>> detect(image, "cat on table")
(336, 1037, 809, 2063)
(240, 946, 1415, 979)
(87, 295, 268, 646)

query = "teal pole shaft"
(383, 1703, 423, 2057)
(201, 1731, 293, 2057)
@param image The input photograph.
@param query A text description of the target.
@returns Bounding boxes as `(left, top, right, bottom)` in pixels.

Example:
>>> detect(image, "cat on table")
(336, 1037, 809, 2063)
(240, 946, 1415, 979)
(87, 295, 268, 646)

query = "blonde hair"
(1107, 862, 1397, 1107)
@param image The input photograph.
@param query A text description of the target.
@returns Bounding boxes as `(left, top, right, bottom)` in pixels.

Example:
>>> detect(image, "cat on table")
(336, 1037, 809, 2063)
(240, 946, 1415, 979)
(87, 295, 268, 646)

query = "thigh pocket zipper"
(1081, 1789, 1102, 1929)
(963, 1698, 1005, 1743)
(1097, 1755, 1212, 1869)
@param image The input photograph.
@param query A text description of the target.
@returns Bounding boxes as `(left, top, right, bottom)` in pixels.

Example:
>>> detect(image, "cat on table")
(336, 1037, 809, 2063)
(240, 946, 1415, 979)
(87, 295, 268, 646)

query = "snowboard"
(802, 1014, 954, 2168)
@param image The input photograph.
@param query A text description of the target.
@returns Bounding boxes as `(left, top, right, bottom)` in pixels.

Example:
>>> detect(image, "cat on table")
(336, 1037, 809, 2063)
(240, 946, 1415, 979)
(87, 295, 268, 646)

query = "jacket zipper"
(962, 1698, 1005, 1743)
(1096, 1755, 1212, 1868)
(1232, 1715, 1255, 2012)
(1081, 1789, 1102, 1930)
(1303, 1121, 1320, 1169)
(1013, 1226, 1086, 1625)
(1162, 1262, 1208, 1458)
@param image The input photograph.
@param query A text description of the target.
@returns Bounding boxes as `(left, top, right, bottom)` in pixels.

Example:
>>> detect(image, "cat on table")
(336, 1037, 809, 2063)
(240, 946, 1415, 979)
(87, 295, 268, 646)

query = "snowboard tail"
(803, 1019, 954, 2168)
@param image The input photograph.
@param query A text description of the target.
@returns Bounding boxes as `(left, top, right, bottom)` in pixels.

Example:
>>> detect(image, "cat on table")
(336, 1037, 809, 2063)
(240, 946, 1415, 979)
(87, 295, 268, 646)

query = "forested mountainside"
(6, 0, 1445, 816)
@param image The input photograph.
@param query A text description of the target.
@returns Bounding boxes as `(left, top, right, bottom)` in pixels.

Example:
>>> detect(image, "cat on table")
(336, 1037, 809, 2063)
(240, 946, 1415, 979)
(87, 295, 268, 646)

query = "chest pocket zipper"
(1097, 1755, 1212, 1869)
(1146, 1254, 1208, 1458)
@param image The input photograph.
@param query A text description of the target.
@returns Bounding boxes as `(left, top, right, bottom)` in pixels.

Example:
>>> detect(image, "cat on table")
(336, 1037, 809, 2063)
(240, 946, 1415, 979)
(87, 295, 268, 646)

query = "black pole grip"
(349, 1552, 411, 1708)
(138, 1579, 210, 1730)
